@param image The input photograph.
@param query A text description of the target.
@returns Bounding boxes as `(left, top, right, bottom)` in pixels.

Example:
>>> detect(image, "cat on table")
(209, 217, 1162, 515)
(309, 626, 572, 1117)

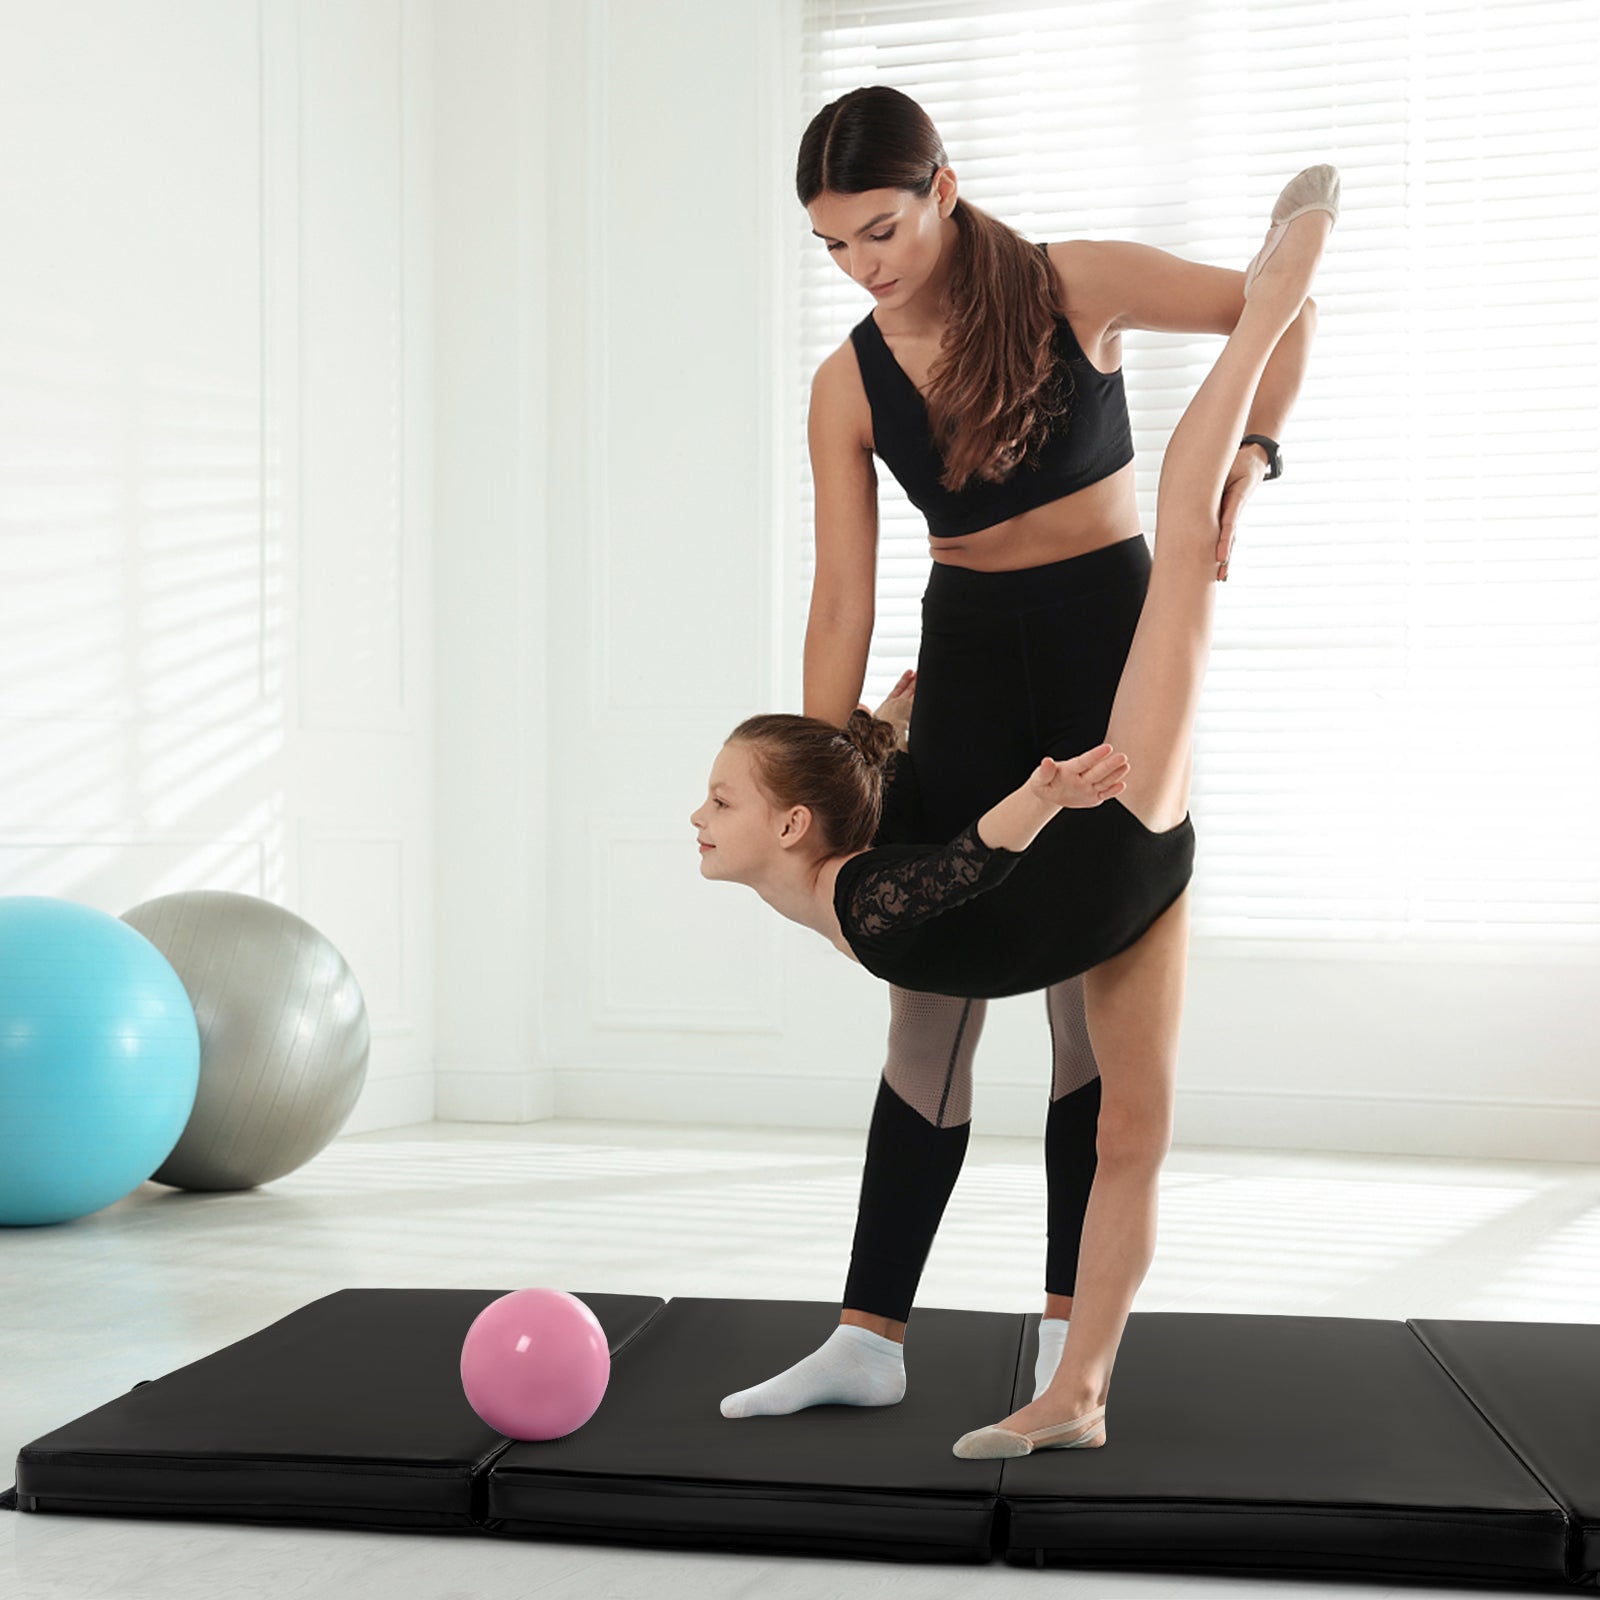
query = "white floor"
(3, 1115, 1597, 1599)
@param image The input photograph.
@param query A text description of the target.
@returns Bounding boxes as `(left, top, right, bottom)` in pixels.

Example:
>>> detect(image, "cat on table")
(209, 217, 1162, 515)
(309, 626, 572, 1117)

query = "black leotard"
(833, 803, 1195, 1000)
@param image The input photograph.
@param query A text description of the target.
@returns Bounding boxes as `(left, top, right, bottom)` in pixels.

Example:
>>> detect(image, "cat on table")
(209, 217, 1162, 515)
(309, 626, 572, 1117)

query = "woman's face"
(690, 742, 805, 884)
(806, 175, 954, 309)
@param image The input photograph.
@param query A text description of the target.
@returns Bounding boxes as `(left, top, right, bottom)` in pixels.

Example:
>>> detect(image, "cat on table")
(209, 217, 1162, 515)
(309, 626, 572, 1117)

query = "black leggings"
(844, 534, 1153, 1323)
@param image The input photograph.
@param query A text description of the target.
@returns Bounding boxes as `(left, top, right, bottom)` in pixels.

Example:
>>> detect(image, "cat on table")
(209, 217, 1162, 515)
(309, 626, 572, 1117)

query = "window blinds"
(793, 0, 1600, 946)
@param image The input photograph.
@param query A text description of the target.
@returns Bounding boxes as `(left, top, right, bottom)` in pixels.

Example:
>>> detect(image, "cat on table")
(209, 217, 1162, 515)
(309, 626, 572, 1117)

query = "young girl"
(693, 164, 1338, 1456)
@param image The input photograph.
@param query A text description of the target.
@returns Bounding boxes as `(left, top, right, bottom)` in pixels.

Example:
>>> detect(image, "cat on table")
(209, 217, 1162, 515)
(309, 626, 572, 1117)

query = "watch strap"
(1241, 433, 1282, 479)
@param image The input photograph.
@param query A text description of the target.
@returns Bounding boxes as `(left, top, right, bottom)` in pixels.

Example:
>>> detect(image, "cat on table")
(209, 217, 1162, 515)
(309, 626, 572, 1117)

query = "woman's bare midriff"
(926, 461, 1142, 572)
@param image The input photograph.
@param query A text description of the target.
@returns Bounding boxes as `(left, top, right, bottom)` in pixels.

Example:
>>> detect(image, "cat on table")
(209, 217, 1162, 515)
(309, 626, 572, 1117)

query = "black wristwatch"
(1241, 434, 1282, 479)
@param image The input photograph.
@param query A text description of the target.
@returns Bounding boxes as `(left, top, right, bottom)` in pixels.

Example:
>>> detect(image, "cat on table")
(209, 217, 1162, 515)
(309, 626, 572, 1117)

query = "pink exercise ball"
(459, 1288, 610, 1441)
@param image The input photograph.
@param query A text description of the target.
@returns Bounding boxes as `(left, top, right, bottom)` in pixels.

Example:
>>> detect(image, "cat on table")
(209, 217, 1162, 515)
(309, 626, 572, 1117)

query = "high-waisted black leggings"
(844, 532, 1154, 1323)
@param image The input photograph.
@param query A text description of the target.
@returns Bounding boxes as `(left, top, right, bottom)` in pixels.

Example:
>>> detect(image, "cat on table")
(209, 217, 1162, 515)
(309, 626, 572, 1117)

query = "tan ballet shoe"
(951, 1401, 1106, 1459)
(1243, 163, 1341, 299)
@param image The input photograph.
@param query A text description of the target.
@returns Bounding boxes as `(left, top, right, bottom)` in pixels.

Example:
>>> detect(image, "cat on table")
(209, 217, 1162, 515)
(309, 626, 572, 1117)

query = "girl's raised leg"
(952, 178, 1336, 1458)
(1102, 203, 1332, 836)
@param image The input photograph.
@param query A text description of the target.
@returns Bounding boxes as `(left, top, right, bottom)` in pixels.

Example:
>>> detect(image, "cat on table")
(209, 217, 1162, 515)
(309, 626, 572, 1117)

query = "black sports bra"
(847, 241, 1134, 541)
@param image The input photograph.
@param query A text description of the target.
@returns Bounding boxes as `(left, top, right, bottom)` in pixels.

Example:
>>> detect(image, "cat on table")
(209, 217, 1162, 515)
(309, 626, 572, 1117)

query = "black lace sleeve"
(845, 821, 1021, 940)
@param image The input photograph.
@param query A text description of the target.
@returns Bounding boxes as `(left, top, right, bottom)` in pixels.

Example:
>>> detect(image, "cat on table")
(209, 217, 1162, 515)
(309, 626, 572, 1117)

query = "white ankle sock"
(720, 1323, 907, 1418)
(1032, 1316, 1069, 1401)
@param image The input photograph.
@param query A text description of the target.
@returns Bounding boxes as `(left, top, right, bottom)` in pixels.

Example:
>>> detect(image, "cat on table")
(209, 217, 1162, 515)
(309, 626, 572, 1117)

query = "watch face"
(1248, 438, 1281, 477)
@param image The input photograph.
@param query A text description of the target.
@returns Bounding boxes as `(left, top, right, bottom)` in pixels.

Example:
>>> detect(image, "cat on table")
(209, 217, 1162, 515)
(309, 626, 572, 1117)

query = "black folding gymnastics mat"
(6, 1289, 1598, 1587)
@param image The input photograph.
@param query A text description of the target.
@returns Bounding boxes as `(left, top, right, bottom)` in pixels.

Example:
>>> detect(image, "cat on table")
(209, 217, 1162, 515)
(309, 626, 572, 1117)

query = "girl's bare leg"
(1102, 210, 1330, 835)
(973, 208, 1330, 1446)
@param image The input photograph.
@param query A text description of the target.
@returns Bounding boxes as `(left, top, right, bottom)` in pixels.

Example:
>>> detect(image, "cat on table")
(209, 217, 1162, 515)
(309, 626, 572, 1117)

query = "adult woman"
(724, 84, 1323, 1427)
(693, 164, 1337, 1453)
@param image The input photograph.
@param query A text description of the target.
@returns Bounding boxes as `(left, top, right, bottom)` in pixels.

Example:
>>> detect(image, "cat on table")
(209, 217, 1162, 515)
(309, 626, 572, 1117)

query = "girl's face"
(690, 742, 807, 884)
(806, 175, 955, 310)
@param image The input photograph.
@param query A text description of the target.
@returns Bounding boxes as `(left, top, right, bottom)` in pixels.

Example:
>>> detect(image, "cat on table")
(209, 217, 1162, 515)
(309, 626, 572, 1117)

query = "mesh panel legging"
(842, 533, 1152, 1324)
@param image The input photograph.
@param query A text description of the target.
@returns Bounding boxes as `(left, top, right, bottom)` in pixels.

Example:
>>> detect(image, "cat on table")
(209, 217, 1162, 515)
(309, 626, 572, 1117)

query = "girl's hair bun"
(843, 707, 900, 770)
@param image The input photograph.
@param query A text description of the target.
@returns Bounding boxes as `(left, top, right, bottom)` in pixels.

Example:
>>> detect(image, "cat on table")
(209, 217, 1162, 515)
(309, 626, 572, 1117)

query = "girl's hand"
(1027, 744, 1130, 810)
(864, 669, 916, 751)
(1216, 446, 1268, 582)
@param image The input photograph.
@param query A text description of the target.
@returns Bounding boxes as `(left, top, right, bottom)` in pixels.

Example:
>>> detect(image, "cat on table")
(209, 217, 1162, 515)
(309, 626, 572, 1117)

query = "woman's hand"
(1216, 446, 1269, 582)
(863, 669, 916, 752)
(1026, 744, 1130, 810)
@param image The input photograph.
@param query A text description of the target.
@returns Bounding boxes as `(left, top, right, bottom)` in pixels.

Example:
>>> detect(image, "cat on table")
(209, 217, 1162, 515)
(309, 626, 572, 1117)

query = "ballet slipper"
(1243, 163, 1341, 299)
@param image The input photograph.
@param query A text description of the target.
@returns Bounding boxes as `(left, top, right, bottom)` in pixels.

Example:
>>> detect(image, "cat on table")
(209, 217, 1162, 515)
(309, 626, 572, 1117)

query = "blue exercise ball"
(0, 897, 201, 1227)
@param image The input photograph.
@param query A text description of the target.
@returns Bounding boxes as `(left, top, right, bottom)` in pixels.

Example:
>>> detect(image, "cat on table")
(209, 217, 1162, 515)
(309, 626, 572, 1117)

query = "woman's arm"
(802, 348, 880, 726)
(1054, 238, 1319, 572)
(1082, 237, 1319, 451)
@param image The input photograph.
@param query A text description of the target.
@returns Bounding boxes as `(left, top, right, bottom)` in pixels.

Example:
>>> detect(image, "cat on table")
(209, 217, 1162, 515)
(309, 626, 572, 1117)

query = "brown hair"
(796, 84, 1070, 493)
(727, 708, 899, 855)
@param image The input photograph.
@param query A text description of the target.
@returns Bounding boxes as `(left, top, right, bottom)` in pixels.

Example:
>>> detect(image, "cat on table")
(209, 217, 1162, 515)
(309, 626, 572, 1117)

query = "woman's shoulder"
(810, 335, 874, 446)
(1039, 237, 1121, 321)
(813, 328, 871, 391)
(1039, 238, 1126, 369)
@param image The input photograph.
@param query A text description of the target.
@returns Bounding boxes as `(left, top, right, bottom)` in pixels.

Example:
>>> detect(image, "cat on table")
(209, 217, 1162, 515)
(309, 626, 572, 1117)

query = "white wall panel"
(430, 0, 548, 1121)
(590, 823, 781, 1032)
(299, 0, 408, 729)
(0, 834, 271, 908)
(299, 827, 408, 1028)
(0, 0, 263, 722)
(0, 0, 437, 1141)
(588, 6, 777, 720)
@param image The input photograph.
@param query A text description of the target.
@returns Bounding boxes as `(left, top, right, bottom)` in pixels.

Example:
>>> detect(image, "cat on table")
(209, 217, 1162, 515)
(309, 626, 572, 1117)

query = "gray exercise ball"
(119, 890, 369, 1191)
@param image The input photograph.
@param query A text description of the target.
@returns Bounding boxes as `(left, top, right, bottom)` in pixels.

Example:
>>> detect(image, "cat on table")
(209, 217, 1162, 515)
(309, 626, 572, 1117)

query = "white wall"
(4, 0, 1593, 1165)
(495, 0, 1599, 1164)
(0, 0, 436, 1134)
(538, 0, 859, 1121)
(432, 0, 550, 1121)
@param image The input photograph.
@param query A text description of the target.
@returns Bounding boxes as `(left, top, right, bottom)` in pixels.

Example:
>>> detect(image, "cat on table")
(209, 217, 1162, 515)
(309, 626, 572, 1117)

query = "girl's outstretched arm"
(839, 744, 1128, 945)
(974, 745, 1130, 852)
